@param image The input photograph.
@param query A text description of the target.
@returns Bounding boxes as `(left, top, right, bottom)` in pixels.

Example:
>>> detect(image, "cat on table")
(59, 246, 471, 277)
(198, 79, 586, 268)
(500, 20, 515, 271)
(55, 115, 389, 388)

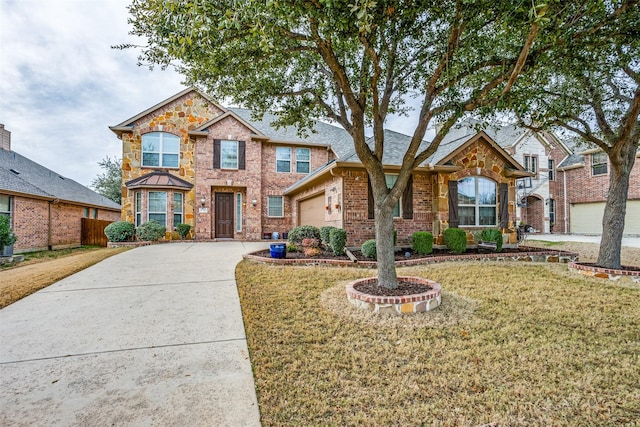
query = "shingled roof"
(0, 149, 121, 210)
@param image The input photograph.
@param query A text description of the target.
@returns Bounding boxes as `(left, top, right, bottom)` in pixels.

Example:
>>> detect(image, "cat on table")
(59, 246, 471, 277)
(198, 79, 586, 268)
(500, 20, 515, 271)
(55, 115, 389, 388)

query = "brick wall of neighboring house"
(11, 196, 49, 252)
(547, 143, 570, 233)
(121, 92, 224, 226)
(10, 195, 120, 252)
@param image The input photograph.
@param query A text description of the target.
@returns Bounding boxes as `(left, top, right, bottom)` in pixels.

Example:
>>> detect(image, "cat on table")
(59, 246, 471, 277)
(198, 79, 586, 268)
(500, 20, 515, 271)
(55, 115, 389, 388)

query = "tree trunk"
(375, 202, 398, 289)
(596, 145, 635, 269)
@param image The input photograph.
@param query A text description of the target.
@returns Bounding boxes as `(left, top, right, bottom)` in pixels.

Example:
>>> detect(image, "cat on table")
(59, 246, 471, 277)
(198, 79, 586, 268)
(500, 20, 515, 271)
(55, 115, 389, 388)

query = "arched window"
(458, 176, 497, 226)
(142, 132, 179, 168)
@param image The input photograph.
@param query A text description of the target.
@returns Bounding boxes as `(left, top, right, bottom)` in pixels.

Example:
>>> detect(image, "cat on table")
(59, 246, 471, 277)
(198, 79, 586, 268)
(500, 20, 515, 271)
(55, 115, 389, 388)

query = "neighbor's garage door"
(571, 200, 640, 234)
(299, 192, 325, 227)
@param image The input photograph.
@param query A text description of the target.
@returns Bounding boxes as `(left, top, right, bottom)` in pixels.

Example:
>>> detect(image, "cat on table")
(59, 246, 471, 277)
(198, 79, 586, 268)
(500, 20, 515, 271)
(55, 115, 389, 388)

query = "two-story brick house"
(112, 88, 541, 245)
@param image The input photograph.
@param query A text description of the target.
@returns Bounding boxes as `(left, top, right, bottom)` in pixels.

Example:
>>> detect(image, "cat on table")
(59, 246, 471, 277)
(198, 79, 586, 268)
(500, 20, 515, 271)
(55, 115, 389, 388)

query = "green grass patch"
(236, 261, 640, 426)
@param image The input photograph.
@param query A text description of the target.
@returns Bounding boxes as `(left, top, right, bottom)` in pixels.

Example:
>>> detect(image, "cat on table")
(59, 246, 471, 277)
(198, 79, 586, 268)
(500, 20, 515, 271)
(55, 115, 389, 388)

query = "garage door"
(299, 192, 325, 228)
(571, 200, 640, 234)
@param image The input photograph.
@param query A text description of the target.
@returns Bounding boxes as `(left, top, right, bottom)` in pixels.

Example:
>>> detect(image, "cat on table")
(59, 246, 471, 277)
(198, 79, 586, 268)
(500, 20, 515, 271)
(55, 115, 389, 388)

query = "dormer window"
(142, 132, 179, 168)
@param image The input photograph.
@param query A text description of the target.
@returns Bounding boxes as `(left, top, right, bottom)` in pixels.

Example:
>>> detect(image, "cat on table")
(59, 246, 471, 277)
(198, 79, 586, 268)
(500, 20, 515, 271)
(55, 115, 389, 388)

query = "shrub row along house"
(110, 88, 639, 246)
(0, 124, 121, 254)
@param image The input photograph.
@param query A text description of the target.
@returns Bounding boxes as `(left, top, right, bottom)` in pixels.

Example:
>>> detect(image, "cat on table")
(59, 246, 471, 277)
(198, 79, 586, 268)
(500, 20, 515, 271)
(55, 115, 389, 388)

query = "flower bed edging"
(568, 262, 640, 284)
(346, 276, 442, 314)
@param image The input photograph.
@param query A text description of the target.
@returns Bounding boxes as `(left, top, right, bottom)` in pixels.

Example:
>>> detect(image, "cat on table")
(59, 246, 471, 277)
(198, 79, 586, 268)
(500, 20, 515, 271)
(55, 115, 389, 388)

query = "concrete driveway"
(0, 241, 269, 426)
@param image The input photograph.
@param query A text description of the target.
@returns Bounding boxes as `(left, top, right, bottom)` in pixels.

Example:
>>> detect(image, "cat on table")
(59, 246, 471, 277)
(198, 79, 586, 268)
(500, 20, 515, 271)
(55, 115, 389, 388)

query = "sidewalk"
(525, 233, 640, 248)
(0, 241, 269, 426)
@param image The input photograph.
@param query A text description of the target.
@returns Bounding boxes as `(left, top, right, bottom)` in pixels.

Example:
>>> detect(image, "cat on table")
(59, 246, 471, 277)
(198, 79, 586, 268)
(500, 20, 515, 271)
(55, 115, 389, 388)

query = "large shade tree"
(509, 0, 639, 269)
(124, 0, 622, 288)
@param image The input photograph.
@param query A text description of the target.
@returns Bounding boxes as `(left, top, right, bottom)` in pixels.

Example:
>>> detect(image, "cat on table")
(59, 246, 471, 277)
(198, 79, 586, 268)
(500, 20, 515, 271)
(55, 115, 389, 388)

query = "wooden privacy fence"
(81, 218, 113, 247)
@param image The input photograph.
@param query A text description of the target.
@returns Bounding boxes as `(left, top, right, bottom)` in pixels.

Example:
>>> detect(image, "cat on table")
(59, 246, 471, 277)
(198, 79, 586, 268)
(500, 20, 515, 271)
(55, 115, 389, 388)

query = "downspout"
(563, 169, 568, 233)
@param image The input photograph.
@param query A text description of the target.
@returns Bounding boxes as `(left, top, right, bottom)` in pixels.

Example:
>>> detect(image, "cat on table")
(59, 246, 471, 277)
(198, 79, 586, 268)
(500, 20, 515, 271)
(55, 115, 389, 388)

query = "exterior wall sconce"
(200, 197, 206, 207)
(251, 198, 258, 207)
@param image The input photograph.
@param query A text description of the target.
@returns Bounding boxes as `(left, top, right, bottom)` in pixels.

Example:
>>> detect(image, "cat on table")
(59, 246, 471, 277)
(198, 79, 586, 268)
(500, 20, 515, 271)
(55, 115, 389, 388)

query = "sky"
(0, 0, 185, 187)
(0, 0, 425, 189)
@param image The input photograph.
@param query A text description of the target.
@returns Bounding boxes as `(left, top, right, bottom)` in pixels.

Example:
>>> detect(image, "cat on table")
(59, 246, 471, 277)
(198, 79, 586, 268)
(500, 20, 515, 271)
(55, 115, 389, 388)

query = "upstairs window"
(295, 148, 311, 174)
(548, 159, 555, 181)
(524, 155, 538, 178)
(458, 176, 497, 226)
(592, 152, 608, 176)
(142, 132, 179, 168)
(221, 140, 239, 169)
(276, 147, 291, 172)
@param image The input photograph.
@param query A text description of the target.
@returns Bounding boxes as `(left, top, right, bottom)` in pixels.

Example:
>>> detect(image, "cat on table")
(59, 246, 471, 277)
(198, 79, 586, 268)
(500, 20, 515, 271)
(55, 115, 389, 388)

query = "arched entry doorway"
(524, 195, 544, 232)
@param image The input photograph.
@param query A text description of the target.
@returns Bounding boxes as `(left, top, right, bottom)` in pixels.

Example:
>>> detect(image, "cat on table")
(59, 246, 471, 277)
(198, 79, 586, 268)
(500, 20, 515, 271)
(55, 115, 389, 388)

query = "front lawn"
(236, 260, 640, 426)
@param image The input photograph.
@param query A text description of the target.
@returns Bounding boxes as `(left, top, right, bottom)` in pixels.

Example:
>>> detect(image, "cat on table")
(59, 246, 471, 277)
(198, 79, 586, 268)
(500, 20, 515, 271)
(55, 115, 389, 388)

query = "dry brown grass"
(0, 247, 129, 308)
(236, 255, 640, 426)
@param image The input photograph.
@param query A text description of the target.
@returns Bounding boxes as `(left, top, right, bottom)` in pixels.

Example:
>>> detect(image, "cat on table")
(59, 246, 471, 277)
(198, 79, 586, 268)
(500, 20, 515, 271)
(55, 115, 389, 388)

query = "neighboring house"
(111, 88, 534, 246)
(557, 148, 640, 235)
(0, 124, 121, 253)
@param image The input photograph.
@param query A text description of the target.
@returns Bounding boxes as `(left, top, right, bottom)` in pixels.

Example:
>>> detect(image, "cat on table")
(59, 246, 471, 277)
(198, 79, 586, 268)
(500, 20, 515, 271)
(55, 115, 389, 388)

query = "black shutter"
(368, 178, 375, 219)
(499, 183, 509, 228)
(448, 180, 459, 228)
(402, 175, 413, 219)
(213, 139, 221, 169)
(238, 141, 246, 170)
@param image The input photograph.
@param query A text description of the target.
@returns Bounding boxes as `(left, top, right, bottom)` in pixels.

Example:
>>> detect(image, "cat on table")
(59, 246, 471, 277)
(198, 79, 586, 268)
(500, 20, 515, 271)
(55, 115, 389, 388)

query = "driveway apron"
(0, 241, 269, 426)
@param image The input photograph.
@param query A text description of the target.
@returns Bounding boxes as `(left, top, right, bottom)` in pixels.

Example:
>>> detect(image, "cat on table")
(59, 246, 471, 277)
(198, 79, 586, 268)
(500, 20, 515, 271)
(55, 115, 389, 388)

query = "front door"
(215, 192, 234, 238)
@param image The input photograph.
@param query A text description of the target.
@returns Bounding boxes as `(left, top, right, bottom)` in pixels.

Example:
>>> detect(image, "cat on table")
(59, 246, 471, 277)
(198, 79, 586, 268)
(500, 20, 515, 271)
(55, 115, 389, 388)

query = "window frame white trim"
(236, 193, 243, 232)
(267, 195, 284, 217)
(295, 147, 311, 174)
(458, 176, 497, 227)
(220, 139, 239, 170)
(173, 192, 184, 226)
(148, 191, 167, 227)
(591, 152, 608, 176)
(0, 195, 12, 224)
(385, 174, 402, 218)
(134, 191, 142, 227)
(142, 132, 180, 168)
(276, 146, 291, 173)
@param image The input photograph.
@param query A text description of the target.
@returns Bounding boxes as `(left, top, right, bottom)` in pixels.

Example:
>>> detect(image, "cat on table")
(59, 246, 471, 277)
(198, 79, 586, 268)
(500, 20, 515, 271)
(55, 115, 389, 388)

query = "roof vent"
(10, 168, 19, 175)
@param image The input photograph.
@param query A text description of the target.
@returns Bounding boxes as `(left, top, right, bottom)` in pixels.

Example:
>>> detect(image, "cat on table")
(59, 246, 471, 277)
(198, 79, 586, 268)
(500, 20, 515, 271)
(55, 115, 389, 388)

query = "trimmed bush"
(0, 215, 17, 249)
(329, 228, 347, 256)
(104, 221, 135, 242)
(474, 228, 504, 252)
(393, 230, 397, 246)
(137, 220, 166, 241)
(361, 239, 377, 259)
(320, 226, 337, 247)
(412, 231, 433, 255)
(288, 225, 321, 245)
(176, 223, 191, 239)
(444, 227, 467, 254)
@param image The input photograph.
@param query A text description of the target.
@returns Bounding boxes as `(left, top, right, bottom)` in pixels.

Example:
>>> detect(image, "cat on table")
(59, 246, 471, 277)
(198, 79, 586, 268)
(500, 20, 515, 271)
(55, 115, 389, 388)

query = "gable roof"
(0, 149, 121, 210)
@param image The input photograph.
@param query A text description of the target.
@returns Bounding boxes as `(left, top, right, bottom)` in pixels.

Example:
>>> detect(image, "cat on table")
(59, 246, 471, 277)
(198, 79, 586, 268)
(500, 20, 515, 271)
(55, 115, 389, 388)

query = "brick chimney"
(0, 124, 10, 151)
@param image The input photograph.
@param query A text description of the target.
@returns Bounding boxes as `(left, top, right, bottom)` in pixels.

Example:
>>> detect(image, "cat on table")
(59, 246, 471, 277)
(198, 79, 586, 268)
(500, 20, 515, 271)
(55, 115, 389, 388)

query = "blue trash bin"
(270, 243, 286, 259)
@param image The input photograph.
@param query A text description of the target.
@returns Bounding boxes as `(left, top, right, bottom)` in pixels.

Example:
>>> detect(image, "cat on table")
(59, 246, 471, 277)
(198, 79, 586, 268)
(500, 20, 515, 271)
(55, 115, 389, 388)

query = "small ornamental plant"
(361, 239, 377, 259)
(0, 215, 17, 250)
(137, 220, 166, 241)
(176, 223, 192, 239)
(443, 227, 467, 254)
(320, 226, 337, 248)
(329, 228, 347, 256)
(412, 231, 433, 255)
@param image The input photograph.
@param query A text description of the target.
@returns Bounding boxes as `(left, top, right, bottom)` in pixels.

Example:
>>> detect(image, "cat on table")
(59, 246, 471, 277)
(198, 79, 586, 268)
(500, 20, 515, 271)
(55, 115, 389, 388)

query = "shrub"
(473, 228, 503, 252)
(301, 238, 320, 248)
(320, 226, 337, 247)
(286, 243, 299, 253)
(0, 215, 17, 249)
(412, 231, 433, 255)
(288, 225, 321, 245)
(303, 246, 321, 257)
(329, 228, 347, 256)
(137, 220, 166, 241)
(104, 221, 135, 242)
(443, 227, 467, 254)
(175, 223, 191, 239)
(361, 239, 377, 259)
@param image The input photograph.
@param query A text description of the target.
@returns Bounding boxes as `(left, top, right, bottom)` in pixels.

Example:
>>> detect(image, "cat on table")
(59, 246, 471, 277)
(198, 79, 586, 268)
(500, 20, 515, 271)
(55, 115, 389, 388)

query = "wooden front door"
(215, 192, 234, 238)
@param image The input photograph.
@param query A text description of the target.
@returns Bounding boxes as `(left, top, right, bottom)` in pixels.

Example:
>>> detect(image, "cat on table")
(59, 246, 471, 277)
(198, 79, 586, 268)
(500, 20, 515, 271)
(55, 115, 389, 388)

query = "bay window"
(148, 191, 167, 226)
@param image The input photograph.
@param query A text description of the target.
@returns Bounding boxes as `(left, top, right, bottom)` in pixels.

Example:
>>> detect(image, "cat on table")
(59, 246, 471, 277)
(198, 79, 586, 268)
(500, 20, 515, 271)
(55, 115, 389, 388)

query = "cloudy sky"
(0, 0, 426, 188)
(0, 0, 185, 186)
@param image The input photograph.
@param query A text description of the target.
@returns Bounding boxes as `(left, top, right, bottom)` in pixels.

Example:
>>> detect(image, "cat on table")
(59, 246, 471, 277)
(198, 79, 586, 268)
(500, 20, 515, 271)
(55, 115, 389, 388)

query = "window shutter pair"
(447, 181, 509, 228)
(367, 175, 413, 220)
(213, 139, 245, 169)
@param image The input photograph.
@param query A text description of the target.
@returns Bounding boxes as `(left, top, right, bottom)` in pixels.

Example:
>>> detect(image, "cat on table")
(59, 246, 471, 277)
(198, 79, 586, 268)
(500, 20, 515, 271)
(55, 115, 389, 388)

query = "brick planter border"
(243, 246, 579, 268)
(346, 276, 442, 315)
(568, 262, 640, 284)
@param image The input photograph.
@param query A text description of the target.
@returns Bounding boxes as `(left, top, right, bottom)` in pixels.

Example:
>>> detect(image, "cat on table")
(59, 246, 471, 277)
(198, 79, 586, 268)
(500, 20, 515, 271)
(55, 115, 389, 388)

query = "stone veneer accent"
(568, 262, 640, 284)
(346, 276, 442, 314)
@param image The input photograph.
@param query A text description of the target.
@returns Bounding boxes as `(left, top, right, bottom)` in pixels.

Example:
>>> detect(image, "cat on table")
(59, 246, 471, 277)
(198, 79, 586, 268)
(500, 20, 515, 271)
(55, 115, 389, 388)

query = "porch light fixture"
(200, 197, 206, 207)
(251, 198, 258, 207)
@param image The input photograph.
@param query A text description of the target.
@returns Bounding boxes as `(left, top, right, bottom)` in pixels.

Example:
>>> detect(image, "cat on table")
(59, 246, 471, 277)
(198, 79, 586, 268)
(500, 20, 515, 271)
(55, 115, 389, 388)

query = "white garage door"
(571, 200, 640, 234)
(299, 192, 325, 228)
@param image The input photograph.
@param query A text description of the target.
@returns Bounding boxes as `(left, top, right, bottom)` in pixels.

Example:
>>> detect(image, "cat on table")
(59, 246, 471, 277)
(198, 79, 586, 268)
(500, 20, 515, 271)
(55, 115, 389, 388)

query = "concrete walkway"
(525, 233, 640, 248)
(0, 241, 269, 426)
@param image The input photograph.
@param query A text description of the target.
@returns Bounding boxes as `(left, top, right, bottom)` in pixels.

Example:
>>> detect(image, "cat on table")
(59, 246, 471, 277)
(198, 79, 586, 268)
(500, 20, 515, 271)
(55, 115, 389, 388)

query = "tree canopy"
(91, 156, 122, 205)
(124, 0, 631, 286)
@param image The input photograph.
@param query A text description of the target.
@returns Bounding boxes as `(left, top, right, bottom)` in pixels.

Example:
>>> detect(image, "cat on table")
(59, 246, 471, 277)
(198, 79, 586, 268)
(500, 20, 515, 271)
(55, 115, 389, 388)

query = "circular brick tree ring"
(346, 276, 442, 315)
(568, 262, 640, 285)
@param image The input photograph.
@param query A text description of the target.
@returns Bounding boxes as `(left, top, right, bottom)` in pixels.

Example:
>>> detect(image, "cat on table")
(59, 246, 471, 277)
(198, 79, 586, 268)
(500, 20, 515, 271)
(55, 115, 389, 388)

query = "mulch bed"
(354, 280, 432, 296)
(255, 246, 552, 262)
